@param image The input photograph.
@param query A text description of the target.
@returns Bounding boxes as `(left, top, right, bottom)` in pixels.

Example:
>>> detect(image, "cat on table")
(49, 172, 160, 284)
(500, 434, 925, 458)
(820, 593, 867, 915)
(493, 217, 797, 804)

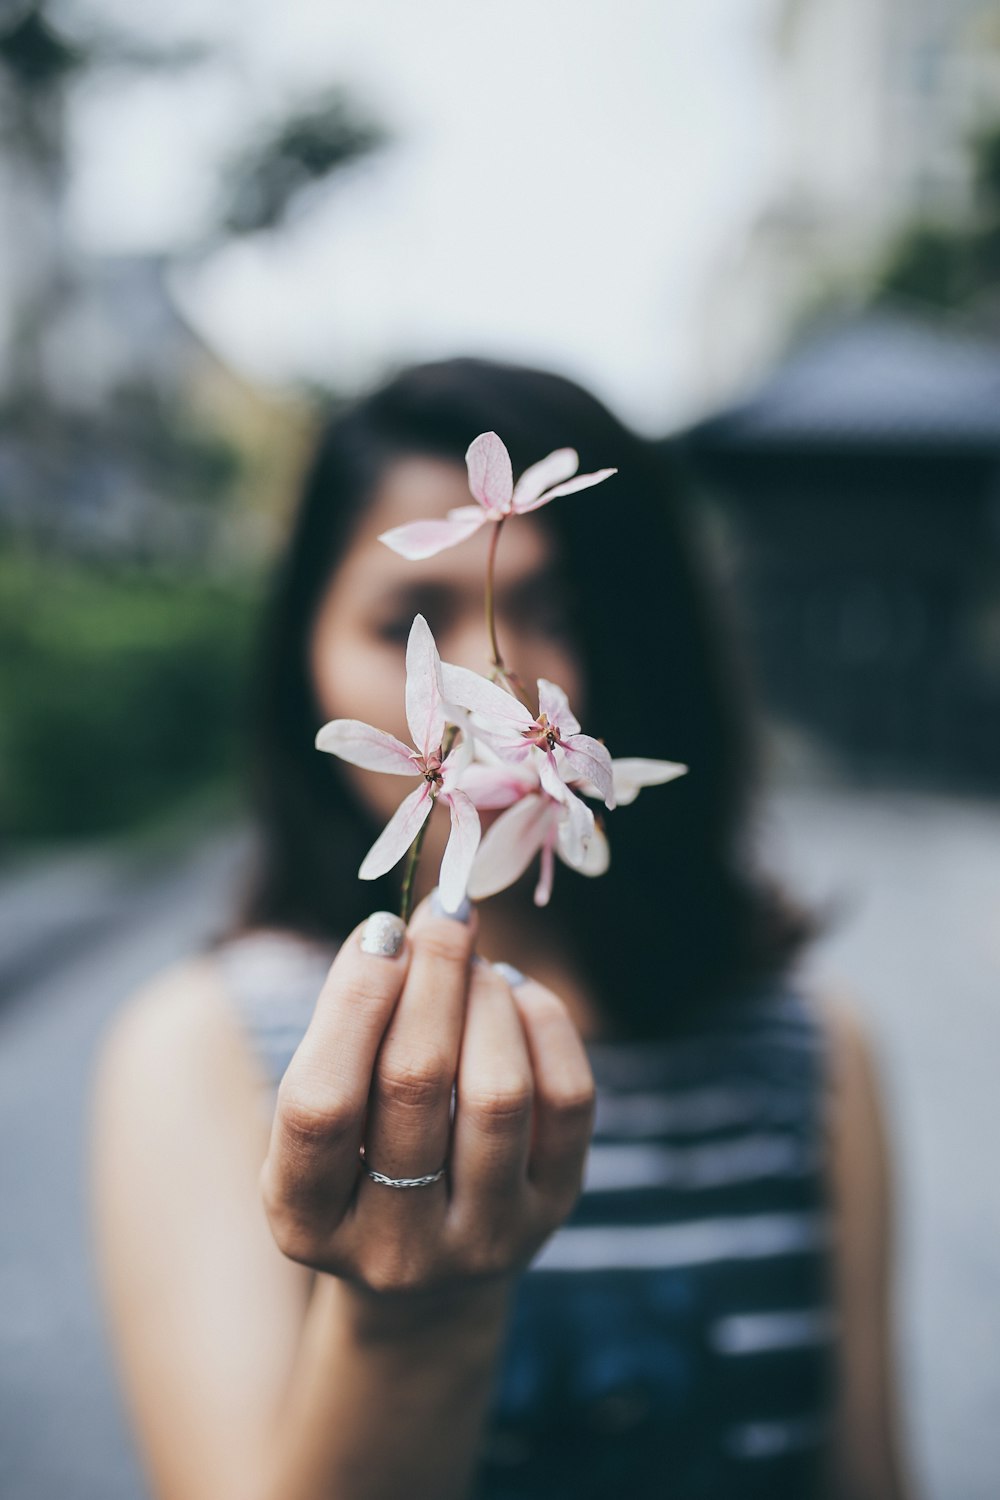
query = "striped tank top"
(211, 928, 839, 1500)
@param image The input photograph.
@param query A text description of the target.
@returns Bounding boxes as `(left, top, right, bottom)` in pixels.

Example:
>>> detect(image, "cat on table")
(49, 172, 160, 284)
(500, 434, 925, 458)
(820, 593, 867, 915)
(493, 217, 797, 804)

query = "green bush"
(0, 548, 263, 845)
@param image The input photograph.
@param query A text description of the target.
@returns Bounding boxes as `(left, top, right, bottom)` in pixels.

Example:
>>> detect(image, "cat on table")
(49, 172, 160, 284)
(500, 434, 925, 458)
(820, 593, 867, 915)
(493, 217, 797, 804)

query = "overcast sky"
(64, 0, 787, 432)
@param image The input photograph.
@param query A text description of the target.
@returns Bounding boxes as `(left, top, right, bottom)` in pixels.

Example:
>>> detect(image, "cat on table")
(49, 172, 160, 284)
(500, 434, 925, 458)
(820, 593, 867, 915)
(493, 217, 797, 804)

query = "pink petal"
(358, 783, 434, 880)
(436, 789, 482, 912)
(534, 831, 557, 907)
(562, 735, 616, 809)
(455, 760, 539, 810)
(465, 431, 513, 514)
(536, 677, 580, 737)
(405, 614, 446, 757)
(440, 662, 534, 731)
(440, 731, 475, 781)
(533, 756, 595, 866)
(378, 510, 486, 560)
(537, 744, 606, 824)
(511, 447, 578, 510)
(514, 466, 617, 514)
(466, 793, 555, 900)
(537, 749, 575, 805)
(315, 719, 418, 774)
(493, 740, 538, 768)
(455, 718, 534, 766)
(611, 757, 689, 806)
(557, 818, 609, 877)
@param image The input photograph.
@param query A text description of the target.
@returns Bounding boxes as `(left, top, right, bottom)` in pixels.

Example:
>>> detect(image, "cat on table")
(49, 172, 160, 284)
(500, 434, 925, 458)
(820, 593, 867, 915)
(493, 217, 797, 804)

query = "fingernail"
(431, 888, 472, 924)
(360, 912, 406, 957)
(493, 961, 527, 988)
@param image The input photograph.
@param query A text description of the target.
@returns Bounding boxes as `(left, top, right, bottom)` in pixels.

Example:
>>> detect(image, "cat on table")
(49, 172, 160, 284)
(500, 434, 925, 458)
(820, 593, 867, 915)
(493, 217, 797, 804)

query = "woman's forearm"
(258, 1273, 513, 1500)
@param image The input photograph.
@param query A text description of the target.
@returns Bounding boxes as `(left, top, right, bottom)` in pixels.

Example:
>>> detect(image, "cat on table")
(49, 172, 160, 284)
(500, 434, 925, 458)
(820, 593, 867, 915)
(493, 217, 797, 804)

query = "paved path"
(0, 824, 253, 1500)
(0, 788, 997, 1499)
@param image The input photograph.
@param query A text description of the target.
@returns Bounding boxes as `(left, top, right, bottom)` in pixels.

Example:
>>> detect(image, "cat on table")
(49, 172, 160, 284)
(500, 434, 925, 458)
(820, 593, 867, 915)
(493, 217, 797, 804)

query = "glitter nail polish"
(360, 911, 406, 957)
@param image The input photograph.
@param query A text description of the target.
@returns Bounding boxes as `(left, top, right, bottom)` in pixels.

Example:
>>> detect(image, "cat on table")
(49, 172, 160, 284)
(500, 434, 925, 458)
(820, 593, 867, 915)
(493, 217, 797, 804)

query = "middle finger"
(355, 892, 476, 1224)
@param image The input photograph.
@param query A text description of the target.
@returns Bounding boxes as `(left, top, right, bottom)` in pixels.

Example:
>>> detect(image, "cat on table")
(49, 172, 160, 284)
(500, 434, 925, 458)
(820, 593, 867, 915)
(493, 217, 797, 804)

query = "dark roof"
(684, 311, 1000, 454)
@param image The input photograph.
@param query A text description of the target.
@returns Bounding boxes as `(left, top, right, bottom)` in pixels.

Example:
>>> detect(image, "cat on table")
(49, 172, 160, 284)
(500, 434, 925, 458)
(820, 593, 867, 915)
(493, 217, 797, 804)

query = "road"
(0, 786, 997, 1500)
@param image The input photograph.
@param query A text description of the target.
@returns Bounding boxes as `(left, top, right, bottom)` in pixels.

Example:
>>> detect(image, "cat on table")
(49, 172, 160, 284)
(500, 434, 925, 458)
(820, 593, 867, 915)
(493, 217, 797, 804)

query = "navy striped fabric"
(212, 929, 838, 1500)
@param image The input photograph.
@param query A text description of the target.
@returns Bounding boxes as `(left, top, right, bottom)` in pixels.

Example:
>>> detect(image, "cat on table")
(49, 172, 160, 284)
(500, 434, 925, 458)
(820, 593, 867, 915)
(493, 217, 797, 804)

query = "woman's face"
(309, 454, 585, 866)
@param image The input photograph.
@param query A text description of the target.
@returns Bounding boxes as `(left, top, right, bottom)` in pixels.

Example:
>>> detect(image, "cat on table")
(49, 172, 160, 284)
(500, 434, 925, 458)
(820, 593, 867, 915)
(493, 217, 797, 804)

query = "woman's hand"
(259, 894, 596, 1331)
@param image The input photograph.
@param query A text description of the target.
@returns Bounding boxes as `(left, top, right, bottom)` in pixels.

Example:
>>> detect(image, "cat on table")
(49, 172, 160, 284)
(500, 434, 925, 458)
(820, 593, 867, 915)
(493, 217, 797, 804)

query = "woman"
(89, 356, 916, 1499)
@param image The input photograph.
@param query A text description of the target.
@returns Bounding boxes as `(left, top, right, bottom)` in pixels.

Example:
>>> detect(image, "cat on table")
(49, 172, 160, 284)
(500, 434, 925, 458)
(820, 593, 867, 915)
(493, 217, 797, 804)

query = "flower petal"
(378, 511, 486, 560)
(514, 466, 617, 514)
(557, 818, 609, 877)
(446, 503, 486, 524)
(358, 783, 434, 880)
(441, 729, 475, 781)
(563, 735, 616, 809)
(455, 759, 539, 810)
(436, 789, 482, 912)
(534, 756, 595, 864)
(465, 431, 513, 513)
(315, 719, 418, 774)
(534, 832, 557, 906)
(612, 757, 689, 806)
(405, 614, 446, 757)
(466, 793, 555, 900)
(440, 662, 534, 731)
(511, 447, 578, 510)
(536, 677, 580, 737)
(537, 748, 575, 805)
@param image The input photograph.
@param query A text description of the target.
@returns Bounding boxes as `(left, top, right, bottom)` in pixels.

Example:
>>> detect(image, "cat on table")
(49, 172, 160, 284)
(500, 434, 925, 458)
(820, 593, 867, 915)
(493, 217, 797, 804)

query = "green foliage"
(873, 121, 1000, 313)
(0, 547, 264, 845)
(875, 222, 978, 308)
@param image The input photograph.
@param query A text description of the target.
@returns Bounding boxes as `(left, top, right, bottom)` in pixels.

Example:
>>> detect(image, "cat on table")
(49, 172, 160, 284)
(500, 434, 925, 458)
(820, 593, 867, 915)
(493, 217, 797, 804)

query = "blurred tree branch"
(217, 91, 388, 236)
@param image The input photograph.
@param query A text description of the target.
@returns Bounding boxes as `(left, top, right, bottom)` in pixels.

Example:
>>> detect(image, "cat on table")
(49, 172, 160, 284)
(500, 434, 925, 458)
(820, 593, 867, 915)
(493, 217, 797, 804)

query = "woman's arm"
(258, 1272, 511, 1498)
(816, 991, 923, 1500)
(89, 900, 594, 1500)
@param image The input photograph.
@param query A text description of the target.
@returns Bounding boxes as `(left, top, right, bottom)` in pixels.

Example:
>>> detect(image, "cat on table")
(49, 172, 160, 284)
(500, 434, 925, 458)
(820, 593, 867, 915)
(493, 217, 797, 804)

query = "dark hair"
(213, 354, 821, 1040)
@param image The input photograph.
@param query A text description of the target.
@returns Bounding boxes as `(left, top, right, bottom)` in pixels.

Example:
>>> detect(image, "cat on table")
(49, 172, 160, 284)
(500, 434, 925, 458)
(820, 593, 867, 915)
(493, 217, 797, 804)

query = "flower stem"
(484, 518, 505, 672)
(399, 813, 431, 924)
(484, 517, 535, 712)
(398, 725, 459, 923)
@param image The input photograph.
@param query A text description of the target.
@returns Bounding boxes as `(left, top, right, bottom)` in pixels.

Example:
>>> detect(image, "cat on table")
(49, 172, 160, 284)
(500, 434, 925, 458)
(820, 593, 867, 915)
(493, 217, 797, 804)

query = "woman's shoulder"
(802, 978, 896, 1189)
(801, 978, 890, 1121)
(92, 943, 268, 1109)
(92, 926, 332, 1110)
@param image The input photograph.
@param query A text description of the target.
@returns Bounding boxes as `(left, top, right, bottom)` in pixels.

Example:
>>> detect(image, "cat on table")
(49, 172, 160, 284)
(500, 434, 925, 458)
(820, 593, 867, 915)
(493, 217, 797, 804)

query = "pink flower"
(459, 750, 688, 907)
(378, 431, 617, 561)
(459, 758, 605, 907)
(440, 665, 616, 811)
(314, 614, 480, 913)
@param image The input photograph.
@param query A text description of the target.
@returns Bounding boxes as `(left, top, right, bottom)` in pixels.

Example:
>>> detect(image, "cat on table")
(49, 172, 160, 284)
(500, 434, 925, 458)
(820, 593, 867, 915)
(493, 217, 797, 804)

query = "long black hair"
(213, 355, 821, 1040)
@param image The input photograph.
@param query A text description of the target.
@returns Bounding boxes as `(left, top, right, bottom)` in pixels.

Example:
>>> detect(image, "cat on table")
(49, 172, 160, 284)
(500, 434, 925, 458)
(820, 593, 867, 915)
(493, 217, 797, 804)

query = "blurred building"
(680, 310, 1000, 790)
(693, 0, 1000, 414)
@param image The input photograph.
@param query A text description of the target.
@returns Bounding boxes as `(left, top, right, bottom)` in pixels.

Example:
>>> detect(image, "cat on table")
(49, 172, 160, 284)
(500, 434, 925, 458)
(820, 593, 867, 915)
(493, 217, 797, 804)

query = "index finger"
(262, 911, 410, 1230)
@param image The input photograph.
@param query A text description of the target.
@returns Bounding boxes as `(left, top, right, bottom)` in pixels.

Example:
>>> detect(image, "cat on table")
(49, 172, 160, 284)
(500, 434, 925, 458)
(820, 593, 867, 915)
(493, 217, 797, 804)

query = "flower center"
(415, 750, 445, 788)
(522, 712, 562, 752)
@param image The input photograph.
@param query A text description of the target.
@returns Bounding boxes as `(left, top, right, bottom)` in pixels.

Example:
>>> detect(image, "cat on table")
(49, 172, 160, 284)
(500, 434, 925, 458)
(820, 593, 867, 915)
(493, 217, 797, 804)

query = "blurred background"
(1, 1, 998, 1496)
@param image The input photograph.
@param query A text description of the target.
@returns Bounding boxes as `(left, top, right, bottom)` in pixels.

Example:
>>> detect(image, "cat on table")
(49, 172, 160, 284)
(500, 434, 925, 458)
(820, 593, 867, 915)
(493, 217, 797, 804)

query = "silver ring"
(359, 1145, 446, 1189)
